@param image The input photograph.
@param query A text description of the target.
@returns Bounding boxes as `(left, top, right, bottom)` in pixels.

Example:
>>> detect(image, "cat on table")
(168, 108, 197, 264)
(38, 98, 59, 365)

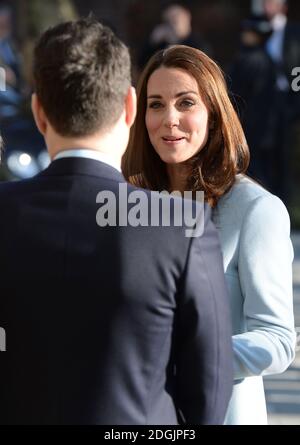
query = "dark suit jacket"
(0, 157, 233, 425)
(283, 22, 300, 119)
(283, 23, 300, 77)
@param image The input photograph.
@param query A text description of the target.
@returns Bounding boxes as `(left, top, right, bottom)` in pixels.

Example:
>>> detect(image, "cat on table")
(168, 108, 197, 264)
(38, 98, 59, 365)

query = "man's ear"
(125, 86, 137, 129)
(31, 93, 47, 136)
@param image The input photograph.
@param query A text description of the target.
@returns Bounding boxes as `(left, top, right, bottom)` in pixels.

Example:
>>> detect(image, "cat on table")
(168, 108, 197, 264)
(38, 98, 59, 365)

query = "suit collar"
(38, 157, 125, 183)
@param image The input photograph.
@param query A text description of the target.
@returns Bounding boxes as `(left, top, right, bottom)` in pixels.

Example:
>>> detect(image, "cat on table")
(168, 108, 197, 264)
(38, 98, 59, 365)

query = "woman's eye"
(148, 101, 163, 109)
(180, 100, 194, 108)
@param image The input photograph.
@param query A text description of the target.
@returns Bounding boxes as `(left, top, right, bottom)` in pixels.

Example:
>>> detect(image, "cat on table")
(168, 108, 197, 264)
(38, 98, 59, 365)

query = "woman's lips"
(162, 136, 185, 145)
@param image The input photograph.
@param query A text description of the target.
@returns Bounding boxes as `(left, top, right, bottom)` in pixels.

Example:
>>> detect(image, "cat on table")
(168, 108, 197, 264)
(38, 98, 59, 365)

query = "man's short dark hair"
(33, 18, 131, 137)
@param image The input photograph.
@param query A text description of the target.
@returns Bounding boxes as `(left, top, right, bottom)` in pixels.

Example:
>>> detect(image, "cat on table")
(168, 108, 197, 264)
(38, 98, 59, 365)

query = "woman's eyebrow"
(147, 91, 198, 100)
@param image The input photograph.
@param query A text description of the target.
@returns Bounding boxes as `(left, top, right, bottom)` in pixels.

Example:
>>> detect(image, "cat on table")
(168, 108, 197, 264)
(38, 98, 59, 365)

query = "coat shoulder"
(215, 175, 289, 231)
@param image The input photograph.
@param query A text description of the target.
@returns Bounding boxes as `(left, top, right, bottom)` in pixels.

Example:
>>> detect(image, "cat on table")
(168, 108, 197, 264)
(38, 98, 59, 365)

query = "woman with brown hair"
(122, 45, 296, 424)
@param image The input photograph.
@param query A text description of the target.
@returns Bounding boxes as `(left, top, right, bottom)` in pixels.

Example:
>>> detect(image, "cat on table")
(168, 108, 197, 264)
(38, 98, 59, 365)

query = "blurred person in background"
(229, 14, 278, 191)
(138, 3, 212, 70)
(263, 0, 300, 202)
(264, 0, 300, 85)
(0, 4, 23, 119)
(0, 3, 46, 181)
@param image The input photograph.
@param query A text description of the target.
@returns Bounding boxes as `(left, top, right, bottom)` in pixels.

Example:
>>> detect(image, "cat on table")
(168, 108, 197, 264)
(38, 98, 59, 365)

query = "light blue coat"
(212, 175, 296, 425)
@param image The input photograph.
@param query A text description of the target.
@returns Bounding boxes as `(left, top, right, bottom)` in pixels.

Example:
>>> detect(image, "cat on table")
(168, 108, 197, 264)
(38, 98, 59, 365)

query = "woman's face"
(145, 67, 209, 165)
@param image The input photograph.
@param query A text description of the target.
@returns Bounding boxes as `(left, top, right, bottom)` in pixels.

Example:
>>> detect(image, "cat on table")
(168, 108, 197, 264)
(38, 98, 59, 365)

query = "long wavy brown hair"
(122, 45, 249, 206)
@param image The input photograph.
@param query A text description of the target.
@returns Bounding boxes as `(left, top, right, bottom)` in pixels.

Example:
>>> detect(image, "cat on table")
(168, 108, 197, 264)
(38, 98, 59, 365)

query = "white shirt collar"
(266, 14, 287, 63)
(272, 14, 287, 31)
(53, 149, 122, 172)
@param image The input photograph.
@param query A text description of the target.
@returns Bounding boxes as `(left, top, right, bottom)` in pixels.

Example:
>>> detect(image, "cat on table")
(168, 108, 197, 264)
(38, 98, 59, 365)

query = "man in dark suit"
(0, 18, 233, 425)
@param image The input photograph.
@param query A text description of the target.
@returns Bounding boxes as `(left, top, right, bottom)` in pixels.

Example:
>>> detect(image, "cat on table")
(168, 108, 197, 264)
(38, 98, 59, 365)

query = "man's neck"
(51, 145, 122, 172)
(53, 148, 122, 172)
(46, 131, 125, 171)
(48, 138, 107, 159)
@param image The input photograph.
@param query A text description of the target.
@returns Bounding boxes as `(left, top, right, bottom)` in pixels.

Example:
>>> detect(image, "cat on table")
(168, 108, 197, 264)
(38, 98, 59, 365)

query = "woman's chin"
(158, 154, 187, 165)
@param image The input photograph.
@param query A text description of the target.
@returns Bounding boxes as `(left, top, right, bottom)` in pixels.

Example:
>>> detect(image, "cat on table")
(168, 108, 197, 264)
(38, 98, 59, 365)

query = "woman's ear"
(31, 93, 47, 136)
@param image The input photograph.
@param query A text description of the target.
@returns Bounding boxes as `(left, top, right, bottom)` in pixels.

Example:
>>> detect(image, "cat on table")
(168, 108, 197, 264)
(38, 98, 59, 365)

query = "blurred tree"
(15, 0, 78, 88)
(25, 0, 77, 36)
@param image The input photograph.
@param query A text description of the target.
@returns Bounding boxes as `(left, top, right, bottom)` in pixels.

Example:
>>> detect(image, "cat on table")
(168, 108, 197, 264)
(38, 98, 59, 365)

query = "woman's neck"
(167, 163, 188, 194)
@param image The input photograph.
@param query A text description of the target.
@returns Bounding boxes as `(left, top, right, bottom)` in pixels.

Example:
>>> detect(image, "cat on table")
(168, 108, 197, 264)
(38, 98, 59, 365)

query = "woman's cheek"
(189, 111, 206, 130)
(190, 112, 209, 141)
(146, 112, 161, 134)
(145, 112, 153, 133)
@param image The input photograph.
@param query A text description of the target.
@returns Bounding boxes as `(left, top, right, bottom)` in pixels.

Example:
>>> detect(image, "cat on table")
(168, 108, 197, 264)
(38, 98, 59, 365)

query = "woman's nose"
(163, 107, 180, 128)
